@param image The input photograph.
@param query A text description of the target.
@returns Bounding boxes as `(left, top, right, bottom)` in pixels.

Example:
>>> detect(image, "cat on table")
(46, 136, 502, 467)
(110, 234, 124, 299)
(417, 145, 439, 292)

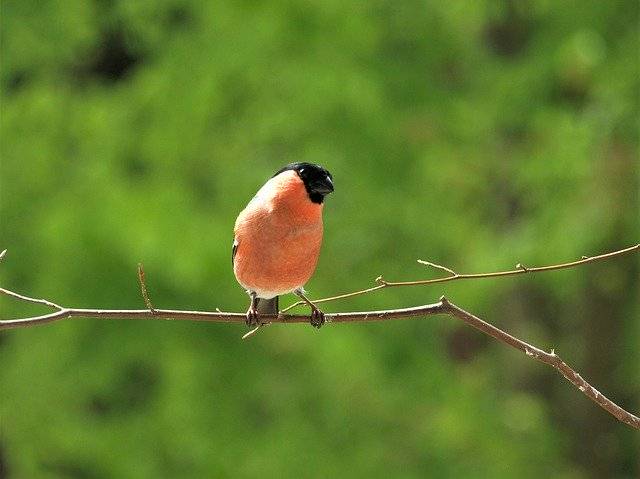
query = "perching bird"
(233, 163, 334, 328)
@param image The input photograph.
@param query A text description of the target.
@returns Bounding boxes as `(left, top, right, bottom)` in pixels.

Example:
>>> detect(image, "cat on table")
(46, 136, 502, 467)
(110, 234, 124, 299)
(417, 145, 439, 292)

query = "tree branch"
(0, 245, 638, 429)
(438, 298, 639, 430)
(0, 294, 637, 429)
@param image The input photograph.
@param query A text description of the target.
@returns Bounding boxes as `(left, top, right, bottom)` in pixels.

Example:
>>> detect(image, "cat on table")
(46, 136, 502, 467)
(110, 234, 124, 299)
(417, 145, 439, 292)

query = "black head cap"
(273, 162, 334, 204)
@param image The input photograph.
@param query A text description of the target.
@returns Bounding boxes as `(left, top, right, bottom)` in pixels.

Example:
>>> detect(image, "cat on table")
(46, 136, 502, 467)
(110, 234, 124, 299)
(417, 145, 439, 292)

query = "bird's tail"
(256, 296, 279, 315)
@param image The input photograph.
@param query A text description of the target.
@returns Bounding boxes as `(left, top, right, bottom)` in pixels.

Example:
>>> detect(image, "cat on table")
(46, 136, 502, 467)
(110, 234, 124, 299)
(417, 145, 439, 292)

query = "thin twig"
(0, 287, 63, 311)
(280, 284, 386, 312)
(137, 263, 156, 313)
(242, 324, 266, 340)
(386, 243, 640, 286)
(417, 259, 457, 276)
(282, 243, 640, 311)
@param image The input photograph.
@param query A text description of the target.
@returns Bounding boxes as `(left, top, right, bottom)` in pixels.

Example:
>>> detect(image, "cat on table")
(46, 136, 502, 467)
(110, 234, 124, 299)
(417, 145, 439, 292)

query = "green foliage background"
(1, 1, 638, 478)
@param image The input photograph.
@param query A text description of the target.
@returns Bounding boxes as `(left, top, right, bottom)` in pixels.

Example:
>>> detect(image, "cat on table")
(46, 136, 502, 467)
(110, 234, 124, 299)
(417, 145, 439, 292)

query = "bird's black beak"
(311, 175, 334, 195)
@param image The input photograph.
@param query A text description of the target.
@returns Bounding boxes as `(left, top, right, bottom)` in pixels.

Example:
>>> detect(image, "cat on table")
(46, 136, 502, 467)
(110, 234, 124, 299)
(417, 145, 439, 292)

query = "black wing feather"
(232, 240, 238, 267)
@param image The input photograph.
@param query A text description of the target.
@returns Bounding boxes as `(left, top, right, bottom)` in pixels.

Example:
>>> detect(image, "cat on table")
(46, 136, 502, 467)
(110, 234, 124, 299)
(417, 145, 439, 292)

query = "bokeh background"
(1, 1, 638, 478)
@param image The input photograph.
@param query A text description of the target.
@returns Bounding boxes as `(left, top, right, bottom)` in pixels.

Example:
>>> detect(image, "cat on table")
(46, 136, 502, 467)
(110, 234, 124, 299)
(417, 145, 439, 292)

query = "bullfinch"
(233, 163, 334, 328)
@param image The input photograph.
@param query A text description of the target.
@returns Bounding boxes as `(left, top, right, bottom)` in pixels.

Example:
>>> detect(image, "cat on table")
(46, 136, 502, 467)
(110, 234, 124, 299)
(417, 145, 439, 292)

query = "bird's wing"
(232, 238, 238, 267)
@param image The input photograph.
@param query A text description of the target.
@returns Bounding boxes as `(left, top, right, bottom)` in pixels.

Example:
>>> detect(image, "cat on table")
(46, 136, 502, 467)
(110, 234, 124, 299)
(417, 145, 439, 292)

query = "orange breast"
(233, 171, 324, 297)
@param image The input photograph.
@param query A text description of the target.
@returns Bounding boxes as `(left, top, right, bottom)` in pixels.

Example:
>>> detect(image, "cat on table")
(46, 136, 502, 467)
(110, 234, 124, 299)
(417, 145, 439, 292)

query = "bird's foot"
(246, 307, 260, 327)
(293, 288, 325, 329)
(310, 308, 325, 329)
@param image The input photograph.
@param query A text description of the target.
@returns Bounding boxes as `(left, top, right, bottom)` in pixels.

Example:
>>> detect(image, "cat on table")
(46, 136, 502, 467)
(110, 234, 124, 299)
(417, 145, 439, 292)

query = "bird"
(233, 162, 334, 329)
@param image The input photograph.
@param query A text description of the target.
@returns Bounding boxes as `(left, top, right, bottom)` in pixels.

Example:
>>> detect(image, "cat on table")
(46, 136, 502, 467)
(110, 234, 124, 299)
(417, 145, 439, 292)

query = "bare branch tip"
(0, 249, 6, 261)
(136, 262, 156, 313)
(417, 259, 457, 276)
(375, 275, 388, 285)
(241, 325, 261, 340)
(137, 263, 146, 287)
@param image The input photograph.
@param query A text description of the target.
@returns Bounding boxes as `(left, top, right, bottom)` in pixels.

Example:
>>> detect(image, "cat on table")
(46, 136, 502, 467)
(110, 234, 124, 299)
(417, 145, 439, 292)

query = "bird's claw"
(310, 308, 325, 329)
(246, 308, 259, 327)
